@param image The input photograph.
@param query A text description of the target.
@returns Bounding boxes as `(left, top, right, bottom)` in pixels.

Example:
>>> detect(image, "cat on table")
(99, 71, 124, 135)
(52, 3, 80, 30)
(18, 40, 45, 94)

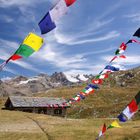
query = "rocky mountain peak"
(50, 72, 70, 85)
(11, 76, 28, 83)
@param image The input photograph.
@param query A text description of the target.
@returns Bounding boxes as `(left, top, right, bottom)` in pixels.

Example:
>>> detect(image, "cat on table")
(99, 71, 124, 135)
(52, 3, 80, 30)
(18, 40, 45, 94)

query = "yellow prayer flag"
(23, 32, 44, 51)
(110, 120, 122, 128)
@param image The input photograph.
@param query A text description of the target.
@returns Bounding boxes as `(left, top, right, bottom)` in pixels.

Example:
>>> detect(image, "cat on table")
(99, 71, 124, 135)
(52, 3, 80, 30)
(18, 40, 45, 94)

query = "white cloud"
(31, 42, 86, 69)
(124, 13, 140, 22)
(54, 30, 120, 45)
(11, 60, 43, 73)
(0, 0, 46, 7)
(63, 64, 105, 75)
(81, 46, 115, 57)
(0, 39, 19, 50)
(58, 18, 114, 40)
(0, 15, 14, 23)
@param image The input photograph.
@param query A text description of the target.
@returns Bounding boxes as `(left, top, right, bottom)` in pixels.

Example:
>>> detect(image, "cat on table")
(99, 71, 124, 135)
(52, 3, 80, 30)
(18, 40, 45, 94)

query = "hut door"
(54, 109, 62, 115)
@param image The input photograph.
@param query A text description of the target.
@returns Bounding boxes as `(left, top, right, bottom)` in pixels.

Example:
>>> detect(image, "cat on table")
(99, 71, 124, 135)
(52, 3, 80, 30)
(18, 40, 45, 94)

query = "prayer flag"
(128, 99, 138, 113)
(126, 39, 140, 44)
(118, 113, 127, 122)
(65, 0, 76, 6)
(92, 79, 103, 85)
(23, 32, 44, 51)
(97, 123, 107, 139)
(133, 28, 140, 37)
(88, 84, 100, 89)
(15, 44, 35, 58)
(38, 12, 56, 34)
(50, 0, 68, 22)
(105, 65, 119, 72)
(96, 74, 109, 79)
(10, 54, 22, 61)
(78, 93, 85, 100)
(107, 120, 122, 129)
(115, 43, 127, 55)
(123, 106, 135, 120)
(135, 91, 140, 105)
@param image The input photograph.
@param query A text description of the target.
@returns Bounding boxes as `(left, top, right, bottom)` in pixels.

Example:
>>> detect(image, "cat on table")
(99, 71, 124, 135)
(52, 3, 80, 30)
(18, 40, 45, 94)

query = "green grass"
(0, 109, 139, 140)
(0, 132, 48, 140)
(0, 86, 140, 140)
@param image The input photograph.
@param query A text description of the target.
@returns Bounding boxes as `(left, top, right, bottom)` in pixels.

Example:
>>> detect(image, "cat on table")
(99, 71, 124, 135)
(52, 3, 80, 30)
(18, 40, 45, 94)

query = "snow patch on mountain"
(64, 74, 79, 83)
(18, 78, 39, 85)
(78, 74, 88, 81)
(64, 72, 89, 83)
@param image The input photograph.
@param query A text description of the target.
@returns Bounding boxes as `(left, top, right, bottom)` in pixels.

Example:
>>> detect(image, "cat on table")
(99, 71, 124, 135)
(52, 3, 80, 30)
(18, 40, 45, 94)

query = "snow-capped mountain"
(0, 72, 90, 96)
(1, 66, 140, 97)
(64, 73, 89, 83)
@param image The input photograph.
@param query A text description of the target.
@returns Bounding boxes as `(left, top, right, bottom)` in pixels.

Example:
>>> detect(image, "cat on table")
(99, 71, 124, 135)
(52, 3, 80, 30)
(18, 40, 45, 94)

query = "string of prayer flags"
(39, 0, 76, 34)
(0, 33, 44, 70)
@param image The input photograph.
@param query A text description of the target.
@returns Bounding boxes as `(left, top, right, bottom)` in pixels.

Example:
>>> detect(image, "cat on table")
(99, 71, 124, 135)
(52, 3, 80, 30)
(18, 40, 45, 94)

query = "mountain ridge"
(0, 66, 140, 97)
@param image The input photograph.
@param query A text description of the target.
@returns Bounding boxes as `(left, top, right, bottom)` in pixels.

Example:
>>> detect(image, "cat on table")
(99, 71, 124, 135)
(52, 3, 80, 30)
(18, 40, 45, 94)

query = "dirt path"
(26, 116, 52, 140)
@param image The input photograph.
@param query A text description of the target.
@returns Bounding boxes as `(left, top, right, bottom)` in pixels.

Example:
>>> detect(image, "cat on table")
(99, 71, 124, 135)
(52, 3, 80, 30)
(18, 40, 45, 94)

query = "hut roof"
(6, 96, 69, 108)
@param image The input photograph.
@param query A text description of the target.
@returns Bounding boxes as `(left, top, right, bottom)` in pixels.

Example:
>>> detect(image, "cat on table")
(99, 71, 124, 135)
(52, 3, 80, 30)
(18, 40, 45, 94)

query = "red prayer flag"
(102, 123, 107, 134)
(128, 99, 138, 113)
(89, 90, 95, 94)
(92, 79, 103, 85)
(10, 54, 22, 61)
(119, 55, 126, 59)
(65, 0, 76, 7)
(80, 92, 87, 96)
(120, 43, 127, 50)
(131, 39, 139, 43)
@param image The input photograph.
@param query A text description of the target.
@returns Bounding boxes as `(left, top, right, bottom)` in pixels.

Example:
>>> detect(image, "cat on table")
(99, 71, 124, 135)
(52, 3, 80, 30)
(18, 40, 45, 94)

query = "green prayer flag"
(115, 49, 120, 55)
(15, 44, 35, 58)
(82, 89, 86, 93)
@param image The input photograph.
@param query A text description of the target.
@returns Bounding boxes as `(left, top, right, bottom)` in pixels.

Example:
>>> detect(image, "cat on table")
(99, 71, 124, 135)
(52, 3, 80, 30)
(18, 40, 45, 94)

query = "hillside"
(0, 67, 140, 140)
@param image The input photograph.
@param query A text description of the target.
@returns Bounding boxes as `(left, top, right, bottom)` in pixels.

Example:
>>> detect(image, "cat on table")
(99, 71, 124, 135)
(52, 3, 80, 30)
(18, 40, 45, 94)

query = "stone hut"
(5, 96, 70, 117)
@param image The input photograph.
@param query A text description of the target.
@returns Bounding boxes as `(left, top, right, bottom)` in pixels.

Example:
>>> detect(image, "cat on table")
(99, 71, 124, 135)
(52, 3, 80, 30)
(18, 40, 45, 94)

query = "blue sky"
(0, 0, 140, 79)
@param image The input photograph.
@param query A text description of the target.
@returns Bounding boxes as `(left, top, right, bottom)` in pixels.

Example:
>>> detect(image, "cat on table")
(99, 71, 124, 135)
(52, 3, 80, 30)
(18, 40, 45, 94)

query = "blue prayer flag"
(38, 12, 56, 34)
(77, 93, 85, 100)
(105, 65, 119, 72)
(117, 113, 127, 122)
(88, 84, 100, 89)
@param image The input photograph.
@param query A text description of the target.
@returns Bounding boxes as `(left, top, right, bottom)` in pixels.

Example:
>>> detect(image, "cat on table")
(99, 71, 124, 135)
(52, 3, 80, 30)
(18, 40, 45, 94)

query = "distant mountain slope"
(0, 67, 140, 97)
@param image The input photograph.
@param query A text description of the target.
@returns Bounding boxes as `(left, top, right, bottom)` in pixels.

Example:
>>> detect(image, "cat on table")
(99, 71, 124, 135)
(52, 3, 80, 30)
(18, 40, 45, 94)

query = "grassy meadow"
(0, 86, 140, 140)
